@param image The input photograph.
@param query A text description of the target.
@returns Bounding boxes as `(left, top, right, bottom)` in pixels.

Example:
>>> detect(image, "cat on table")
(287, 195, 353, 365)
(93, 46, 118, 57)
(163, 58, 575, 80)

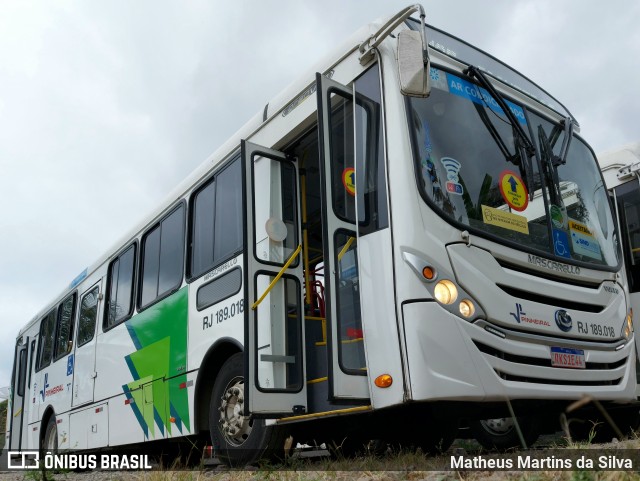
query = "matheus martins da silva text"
(450, 454, 633, 470)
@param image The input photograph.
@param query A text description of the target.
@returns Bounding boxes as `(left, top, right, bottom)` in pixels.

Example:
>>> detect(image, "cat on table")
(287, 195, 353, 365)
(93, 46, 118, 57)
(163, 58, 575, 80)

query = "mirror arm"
(359, 4, 426, 65)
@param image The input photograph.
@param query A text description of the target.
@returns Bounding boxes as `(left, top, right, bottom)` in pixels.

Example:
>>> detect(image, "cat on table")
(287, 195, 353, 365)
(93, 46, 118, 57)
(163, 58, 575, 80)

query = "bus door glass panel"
(317, 73, 369, 400)
(72, 282, 101, 407)
(242, 140, 306, 415)
(9, 337, 28, 450)
(255, 274, 303, 391)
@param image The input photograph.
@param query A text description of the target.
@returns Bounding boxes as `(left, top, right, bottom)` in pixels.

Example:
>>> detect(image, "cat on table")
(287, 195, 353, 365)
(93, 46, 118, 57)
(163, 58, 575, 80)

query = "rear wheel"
(209, 353, 288, 467)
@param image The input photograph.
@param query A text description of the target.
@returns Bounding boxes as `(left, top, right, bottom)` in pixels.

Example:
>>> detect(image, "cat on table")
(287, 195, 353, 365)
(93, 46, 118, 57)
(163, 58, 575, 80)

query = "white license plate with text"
(550, 347, 585, 369)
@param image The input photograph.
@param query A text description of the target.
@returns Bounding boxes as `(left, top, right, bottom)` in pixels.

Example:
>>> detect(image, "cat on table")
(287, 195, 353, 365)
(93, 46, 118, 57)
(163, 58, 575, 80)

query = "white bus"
(600, 142, 640, 388)
(6, 4, 637, 466)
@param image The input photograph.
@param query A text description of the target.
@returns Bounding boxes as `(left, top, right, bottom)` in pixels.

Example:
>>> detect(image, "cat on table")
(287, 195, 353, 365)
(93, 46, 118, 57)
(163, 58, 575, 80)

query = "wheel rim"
(480, 418, 514, 436)
(218, 375, 253, 446)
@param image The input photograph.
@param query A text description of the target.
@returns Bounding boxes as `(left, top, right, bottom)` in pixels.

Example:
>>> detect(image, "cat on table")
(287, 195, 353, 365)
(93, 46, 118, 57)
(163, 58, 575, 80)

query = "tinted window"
(78, 285, 99, 346)
(17, 348, 27, 397)
(140, 227, 161, 307)
(355, 64, 388, 234)
(54, 294, 76, 360)
(140, 206, 185, 308)
(158, 206, 185, 295)
(37, 310, 56, 370)
(106, 244, 136, 328)
(191, 181, 216, 278)
(329, 92, 356, 223)
(214, 161, 243, 261)
(191, 158, 243, 279)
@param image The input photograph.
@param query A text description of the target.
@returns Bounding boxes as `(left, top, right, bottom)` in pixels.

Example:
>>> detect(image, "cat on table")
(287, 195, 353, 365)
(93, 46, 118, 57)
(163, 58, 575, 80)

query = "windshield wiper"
(539, 116, 574, 207)
(549, 117, 573, 167)
(465, 66, 536, 200)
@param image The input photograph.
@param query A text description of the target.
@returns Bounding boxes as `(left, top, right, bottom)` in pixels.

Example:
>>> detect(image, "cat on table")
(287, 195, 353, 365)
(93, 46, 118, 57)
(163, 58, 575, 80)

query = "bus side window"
(105, 244, 137, 329)
(36, 310, 56, 371)
(189, 157, 243, 279)
(78, 286, 100, 346)
(139, 204, 185, 309)
(54, 293, 77, 360)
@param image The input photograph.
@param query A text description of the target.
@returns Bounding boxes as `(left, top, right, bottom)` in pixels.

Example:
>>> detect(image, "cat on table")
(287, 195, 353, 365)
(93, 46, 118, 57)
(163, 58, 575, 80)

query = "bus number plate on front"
(550, 347, 585, 369)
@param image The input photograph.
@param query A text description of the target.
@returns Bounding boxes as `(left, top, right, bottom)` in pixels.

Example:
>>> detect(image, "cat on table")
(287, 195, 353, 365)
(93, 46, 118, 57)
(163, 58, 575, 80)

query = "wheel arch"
(194, 337, 243, 433)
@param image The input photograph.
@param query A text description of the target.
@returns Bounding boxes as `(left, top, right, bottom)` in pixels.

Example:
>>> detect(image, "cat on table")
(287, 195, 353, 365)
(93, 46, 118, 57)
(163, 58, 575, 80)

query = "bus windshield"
(408, 67, 619, 269)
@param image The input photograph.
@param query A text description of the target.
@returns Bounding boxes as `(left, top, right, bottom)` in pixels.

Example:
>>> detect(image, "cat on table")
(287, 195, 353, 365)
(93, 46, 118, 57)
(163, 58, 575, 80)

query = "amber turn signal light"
(374, 374, 393, 388)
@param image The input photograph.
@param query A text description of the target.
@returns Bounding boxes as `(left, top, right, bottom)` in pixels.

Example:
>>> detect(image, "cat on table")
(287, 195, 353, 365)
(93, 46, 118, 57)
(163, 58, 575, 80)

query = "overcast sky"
(1, 0, 639, 389)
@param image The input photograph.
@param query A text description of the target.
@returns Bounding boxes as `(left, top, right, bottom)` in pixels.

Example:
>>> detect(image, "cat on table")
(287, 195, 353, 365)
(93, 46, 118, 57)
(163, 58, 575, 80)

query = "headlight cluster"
(403, 251, 483, 321)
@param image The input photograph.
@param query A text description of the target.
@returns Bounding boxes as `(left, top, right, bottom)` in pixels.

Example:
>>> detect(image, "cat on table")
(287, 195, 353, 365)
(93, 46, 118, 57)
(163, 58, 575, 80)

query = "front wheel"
(209, 353, 288, 467)
(470, 417, 539, 450)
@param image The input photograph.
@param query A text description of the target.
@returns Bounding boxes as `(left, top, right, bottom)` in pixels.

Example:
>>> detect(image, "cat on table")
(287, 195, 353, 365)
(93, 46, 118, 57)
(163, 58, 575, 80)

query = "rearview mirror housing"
(397, 30, 430, 98)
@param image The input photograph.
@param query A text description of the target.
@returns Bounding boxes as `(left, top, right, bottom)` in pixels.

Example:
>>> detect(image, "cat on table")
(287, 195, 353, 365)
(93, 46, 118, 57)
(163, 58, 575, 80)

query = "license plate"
(550, 347, 585, 369)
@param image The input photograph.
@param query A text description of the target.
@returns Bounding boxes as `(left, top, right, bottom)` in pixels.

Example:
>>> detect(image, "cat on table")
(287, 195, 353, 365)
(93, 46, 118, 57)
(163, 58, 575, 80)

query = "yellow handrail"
(251, 244, 302, 310)
(337, 236, 355, 261)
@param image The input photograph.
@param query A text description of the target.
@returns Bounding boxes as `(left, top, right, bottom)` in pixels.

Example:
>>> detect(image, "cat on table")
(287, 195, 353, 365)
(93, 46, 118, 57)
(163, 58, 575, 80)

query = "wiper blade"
(550, 117, 573, 167)
(465, 66, 536, 200)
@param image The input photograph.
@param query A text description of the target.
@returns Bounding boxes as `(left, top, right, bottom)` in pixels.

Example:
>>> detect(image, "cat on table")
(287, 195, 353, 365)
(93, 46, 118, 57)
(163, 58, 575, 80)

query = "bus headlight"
(622, 311, 633, 340)
(459, 299, 476, 318)
(434, 280, 458, 305)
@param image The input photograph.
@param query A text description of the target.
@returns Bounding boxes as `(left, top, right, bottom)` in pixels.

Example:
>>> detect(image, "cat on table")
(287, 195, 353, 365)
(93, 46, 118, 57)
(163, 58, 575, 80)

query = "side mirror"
(397, 30, 430, 98)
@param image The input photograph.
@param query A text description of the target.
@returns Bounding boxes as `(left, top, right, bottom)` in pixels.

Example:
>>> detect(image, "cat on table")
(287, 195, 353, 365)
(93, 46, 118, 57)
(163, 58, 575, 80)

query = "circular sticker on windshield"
(342, 167, 356, 196)
(499, 170, 529, 212)
(550, 204, 565, 229)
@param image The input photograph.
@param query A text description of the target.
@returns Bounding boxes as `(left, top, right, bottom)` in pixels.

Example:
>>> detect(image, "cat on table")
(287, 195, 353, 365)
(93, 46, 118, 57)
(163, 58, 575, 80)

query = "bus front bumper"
(402, 301, 637, 403)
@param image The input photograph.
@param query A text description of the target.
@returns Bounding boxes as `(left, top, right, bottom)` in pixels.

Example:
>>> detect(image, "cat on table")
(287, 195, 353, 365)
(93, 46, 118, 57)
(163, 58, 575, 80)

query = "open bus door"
(242, 140, 307, 416)
(9, 336, 29, 450)
(316, 74, 370, 401)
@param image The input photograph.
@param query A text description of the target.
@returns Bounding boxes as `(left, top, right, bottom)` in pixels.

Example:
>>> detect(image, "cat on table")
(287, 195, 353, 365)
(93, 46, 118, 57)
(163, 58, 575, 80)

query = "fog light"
(434, 280, 458, 305)
(459, 299, 475, 318)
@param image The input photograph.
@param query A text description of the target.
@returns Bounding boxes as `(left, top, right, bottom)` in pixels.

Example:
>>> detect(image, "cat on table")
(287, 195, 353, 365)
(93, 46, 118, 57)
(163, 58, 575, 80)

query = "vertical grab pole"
(300, 151, 312, 307)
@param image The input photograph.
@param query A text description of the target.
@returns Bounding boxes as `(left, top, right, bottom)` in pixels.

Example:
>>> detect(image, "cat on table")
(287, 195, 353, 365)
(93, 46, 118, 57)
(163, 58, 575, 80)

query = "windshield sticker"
(342, 167, 356, 196)
(440, 157, 463, 195)
(481, 205, 529, 234)
(429, 68, 450, 92)
(498, 170, 529, 211)
(447, 73, 527, 125)
(550, 205, 566, 229)
(552, 229, 571, 259)
(569, 219, 602, 260)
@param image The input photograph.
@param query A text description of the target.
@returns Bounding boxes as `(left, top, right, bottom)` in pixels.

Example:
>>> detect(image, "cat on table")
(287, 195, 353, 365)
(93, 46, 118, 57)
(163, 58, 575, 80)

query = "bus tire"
(470, 417, 539, 450)
(42, 415, 58, 452)
(209, 353, 288, 467)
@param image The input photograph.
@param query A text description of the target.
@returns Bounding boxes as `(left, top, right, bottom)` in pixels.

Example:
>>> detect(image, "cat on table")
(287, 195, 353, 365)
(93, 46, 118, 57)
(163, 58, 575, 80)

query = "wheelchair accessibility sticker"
(553, 228, 571, 259)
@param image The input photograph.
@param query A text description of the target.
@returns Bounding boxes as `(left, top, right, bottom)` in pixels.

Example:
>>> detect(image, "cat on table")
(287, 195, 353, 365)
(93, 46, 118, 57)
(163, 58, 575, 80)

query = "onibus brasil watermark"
(8, 451, 152, 470)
